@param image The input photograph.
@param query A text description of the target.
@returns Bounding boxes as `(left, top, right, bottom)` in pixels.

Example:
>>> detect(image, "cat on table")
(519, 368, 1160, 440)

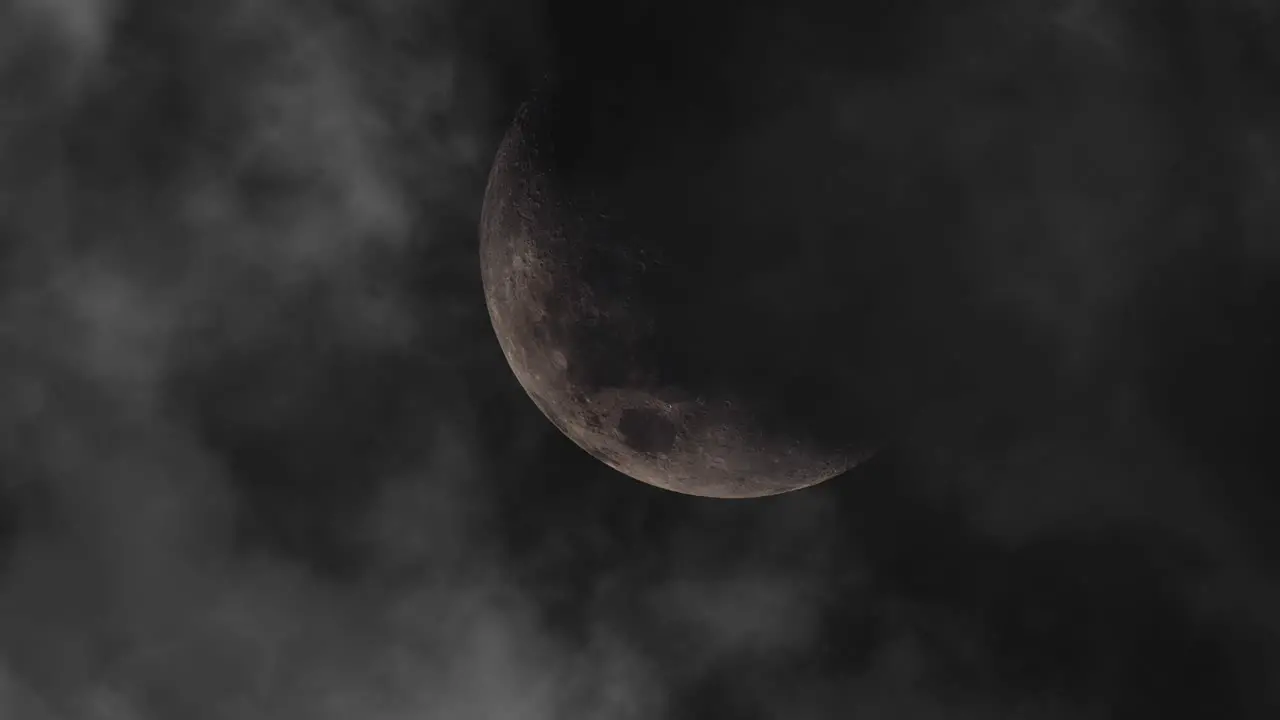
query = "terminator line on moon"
(479, 92, 871, 498)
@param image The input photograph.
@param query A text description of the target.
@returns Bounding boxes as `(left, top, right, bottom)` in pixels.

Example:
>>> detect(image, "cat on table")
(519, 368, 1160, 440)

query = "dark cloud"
(1, 0, 1278, 718)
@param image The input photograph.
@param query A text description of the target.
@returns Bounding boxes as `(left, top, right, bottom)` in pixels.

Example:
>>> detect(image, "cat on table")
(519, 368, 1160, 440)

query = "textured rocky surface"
(480, 95, 866, 497)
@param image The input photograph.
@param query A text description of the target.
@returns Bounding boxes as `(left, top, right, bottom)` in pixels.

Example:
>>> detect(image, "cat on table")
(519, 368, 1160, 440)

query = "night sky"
(1, 0, 1279, 718)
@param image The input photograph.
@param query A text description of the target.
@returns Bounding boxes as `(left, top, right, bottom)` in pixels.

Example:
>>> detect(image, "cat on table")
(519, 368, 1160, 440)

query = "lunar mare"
(479, 93, 868, 498)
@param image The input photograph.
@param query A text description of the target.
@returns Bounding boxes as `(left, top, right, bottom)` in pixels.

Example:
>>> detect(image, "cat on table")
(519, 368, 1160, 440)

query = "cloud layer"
(1, 1, 1278, 719)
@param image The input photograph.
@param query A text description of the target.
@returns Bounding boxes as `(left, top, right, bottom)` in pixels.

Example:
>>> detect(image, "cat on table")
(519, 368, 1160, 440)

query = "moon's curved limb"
(479, 95, 869, 498)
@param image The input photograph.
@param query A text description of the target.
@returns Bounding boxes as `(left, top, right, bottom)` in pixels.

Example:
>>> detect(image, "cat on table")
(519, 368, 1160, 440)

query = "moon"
(479, 89, 873, 498)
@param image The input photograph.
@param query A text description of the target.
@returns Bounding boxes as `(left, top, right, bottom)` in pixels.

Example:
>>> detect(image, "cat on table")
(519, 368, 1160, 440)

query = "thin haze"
(1, 1, 1278, 719)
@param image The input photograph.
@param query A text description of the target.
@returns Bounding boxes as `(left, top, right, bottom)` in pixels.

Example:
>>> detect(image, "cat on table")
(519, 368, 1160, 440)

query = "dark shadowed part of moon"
(478, 89, 873, 498)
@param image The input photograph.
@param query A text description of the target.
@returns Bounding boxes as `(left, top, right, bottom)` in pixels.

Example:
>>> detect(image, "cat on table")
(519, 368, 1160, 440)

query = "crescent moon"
(479, 92, 871, 498)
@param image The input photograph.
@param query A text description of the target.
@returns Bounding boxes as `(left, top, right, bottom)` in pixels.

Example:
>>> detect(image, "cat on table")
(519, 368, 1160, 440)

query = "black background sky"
(1, 0, 1279, 718)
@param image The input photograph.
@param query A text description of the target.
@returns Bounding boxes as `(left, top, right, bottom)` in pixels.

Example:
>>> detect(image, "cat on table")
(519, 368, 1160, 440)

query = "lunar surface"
(479, 90, 871, 498)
